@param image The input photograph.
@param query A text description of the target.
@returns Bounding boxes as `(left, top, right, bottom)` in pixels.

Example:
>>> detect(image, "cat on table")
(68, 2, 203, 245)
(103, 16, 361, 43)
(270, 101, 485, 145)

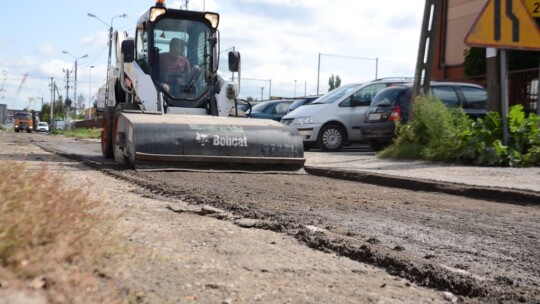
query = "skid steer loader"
(100, 0, 305, 170)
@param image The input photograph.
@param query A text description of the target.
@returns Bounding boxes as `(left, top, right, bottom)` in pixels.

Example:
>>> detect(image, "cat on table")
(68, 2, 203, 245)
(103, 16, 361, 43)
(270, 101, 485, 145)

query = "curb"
(304, 166, 540, 205)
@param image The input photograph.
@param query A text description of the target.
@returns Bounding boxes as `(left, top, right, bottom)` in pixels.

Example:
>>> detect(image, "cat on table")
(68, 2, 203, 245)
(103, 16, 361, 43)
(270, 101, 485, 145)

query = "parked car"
(36, 122, 49, 133)
(362, 82, 487, 150)
(280, 78, 412, 151)
(287, 96, 321, 113)
(232, 100, 262, 116)
(249, 99, 294, 121)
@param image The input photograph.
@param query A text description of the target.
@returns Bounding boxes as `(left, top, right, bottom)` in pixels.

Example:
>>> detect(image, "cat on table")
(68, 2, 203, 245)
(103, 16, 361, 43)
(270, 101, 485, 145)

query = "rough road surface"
(2, 131, 540, 303)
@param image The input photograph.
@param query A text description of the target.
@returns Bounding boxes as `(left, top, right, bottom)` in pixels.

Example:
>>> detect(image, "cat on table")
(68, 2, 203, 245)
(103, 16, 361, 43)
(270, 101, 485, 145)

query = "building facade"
(432, 0, 539, 113)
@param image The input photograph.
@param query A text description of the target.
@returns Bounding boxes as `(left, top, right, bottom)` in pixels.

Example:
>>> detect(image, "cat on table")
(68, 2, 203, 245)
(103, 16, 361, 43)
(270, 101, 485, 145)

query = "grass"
(0, 161, 123, 303)
(52, 128, 102, 139)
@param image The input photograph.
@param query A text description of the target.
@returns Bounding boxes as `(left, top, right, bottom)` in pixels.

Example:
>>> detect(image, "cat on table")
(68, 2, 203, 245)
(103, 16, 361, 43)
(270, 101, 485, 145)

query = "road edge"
(304, 166, 540, 205)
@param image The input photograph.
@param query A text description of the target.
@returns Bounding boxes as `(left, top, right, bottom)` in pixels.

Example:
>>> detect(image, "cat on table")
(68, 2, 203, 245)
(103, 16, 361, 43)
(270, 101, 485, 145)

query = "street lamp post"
(87, 12, 128, 107)
(316, 53, 378, 95)
(294, 80, 297, 98)
(89, 65, 95, 119)
(62, 51, 88, 110)
(242, 78, 272, 99)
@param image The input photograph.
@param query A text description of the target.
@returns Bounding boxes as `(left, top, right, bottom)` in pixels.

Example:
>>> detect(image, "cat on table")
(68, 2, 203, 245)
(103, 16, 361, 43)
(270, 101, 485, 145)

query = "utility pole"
(49, 77, 54, 123)
(87, 13, 127, 108)
(89, 65, 95, 119)
(74, 60, 78, 105)
(63, 68, 72, 110)
(411, 0, 441, 119)
(62, 51, 88, 112)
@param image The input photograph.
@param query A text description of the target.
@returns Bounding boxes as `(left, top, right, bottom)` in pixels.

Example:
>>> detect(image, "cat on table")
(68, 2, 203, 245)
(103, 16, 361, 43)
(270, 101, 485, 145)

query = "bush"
(460, 105, 540, 166)
(379, 96, 472, 162)
(380, 97, 539, 167)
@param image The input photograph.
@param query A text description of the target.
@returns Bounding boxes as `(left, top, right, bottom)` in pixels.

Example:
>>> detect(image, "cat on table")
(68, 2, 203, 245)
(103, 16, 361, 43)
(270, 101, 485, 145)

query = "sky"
(0, 0, 426, 111)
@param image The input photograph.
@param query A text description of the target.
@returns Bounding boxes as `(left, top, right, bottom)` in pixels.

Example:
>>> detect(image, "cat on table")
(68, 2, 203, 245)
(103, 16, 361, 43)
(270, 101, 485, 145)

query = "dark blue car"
(287, 96, 321, 113)
(249, 100, 294, 121)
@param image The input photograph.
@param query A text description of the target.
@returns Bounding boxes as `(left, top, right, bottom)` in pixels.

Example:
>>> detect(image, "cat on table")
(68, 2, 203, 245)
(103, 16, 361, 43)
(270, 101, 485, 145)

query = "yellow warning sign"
(465, 0, 540, 50)
(524, 0, 540, 17)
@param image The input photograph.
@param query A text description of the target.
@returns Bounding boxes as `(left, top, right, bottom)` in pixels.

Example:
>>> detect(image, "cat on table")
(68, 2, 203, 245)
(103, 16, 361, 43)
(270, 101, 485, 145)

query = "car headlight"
(292, 116, 314, 125)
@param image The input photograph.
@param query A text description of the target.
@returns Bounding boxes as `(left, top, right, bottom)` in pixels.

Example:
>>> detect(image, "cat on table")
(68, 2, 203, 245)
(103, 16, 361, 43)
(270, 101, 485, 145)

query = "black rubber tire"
(101, 106, 115, 159)
(317, 124, 345, 152)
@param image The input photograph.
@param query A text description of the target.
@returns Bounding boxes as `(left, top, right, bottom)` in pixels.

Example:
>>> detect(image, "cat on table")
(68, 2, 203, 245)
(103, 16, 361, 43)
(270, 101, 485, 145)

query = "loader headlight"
(292, 117, 314, 125)
(204, 13, 219, 29)
(150, 7, 167, 21)
(226, 83, 237, 100)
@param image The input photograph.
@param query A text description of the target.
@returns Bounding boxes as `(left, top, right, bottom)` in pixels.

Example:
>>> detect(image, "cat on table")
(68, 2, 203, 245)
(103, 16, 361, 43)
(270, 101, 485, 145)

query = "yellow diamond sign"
(465, 0, 540, 50)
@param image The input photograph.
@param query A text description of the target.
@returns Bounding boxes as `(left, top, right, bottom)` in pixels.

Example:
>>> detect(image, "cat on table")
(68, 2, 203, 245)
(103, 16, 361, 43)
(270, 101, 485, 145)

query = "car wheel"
(317, 124, 345, 152)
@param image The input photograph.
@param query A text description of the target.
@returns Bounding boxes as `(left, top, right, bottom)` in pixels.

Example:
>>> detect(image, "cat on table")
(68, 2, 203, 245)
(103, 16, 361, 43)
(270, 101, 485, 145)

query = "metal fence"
(510, 68, 539, 114)
(451, 68, 539, 114)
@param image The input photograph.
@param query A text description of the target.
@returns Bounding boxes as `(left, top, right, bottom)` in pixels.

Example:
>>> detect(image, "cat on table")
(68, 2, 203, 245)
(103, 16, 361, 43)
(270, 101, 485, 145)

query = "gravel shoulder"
(0, 132, 449, 303)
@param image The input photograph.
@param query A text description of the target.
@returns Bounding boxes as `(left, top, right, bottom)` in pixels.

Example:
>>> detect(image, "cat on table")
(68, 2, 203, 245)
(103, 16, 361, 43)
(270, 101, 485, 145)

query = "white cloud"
(2, 0, 425, 105)
(211, 1, 423, 97)
(36, 43, 58, 56)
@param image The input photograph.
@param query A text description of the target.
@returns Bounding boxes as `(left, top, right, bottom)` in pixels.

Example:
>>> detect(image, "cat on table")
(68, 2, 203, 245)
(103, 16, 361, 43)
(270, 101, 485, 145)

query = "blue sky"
(0, 0, 425, 111)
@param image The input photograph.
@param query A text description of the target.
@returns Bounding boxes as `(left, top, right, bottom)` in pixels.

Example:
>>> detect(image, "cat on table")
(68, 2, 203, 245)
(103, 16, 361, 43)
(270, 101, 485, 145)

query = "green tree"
(38, 99, 66, 123)
(464, 48, 540, 76)
(75, 94, 86, 116)
(328, 74, 342, 91)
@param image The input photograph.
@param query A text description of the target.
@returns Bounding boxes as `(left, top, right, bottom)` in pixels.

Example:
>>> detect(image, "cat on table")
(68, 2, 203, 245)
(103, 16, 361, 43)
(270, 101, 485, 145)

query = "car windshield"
(312, 84, 362, 104)
(288, 99, 307, 111)
(38, 122, 47, 126)
(370, 86, 408, 107)
(14, 112, 32, 120)
(251, 101, 271, 112)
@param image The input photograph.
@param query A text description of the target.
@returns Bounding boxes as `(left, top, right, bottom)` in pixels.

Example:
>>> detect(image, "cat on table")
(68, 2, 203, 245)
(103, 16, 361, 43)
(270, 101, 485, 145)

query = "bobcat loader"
(100, 0, 305, 170)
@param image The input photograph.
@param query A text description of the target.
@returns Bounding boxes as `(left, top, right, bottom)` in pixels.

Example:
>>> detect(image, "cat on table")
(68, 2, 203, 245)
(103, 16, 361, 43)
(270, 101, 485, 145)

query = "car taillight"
(388, 106, 401, 121)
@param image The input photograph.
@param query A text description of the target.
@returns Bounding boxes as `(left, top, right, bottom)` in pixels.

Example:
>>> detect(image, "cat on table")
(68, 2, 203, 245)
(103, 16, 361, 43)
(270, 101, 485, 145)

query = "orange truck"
(13, 111, 34, 133)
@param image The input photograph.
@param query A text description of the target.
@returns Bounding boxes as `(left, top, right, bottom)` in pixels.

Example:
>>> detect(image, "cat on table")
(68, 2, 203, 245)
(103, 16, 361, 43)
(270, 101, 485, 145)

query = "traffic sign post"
(465, 0, 540, 145)
(531, 0, 540, 115)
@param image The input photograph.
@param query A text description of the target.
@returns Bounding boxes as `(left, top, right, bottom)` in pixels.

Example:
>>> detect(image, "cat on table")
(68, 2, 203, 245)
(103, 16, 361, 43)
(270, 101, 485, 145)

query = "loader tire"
(101, 106, 115, 159)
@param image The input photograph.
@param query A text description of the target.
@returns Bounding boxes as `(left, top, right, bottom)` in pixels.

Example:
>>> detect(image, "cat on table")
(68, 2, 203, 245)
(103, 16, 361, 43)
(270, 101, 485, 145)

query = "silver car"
(281, 79, 411, 151)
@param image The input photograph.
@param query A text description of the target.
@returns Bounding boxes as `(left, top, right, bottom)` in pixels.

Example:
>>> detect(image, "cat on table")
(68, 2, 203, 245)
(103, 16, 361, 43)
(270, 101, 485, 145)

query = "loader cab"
(134, 6, 220, 109)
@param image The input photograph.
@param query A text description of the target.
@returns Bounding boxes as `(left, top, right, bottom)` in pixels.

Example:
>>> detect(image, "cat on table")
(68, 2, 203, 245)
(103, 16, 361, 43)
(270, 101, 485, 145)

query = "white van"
(281, 79, 411, 151)
(54, 120, 66, 130)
